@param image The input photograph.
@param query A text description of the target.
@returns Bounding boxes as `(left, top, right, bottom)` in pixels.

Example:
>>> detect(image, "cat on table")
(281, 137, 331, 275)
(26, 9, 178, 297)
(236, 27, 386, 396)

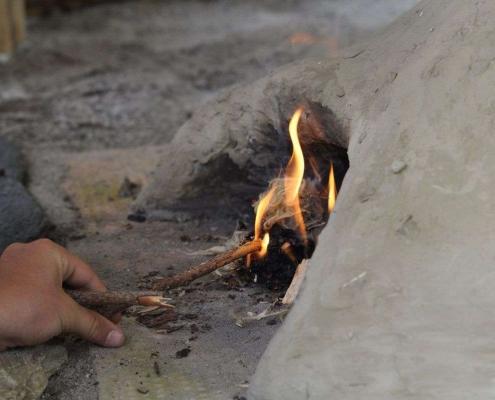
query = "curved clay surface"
(249, 0, 495, 398)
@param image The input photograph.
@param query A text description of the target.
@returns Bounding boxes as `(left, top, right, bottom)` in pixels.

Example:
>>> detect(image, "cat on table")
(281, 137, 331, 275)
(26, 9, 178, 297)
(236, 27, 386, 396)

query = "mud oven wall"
(134, 0, 495, 398)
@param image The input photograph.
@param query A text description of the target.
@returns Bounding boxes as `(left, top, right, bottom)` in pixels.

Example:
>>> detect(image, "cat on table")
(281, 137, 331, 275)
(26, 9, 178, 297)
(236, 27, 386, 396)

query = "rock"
(0, 178, 46, 252)
(133, 81, 350, 218)
(249, 1, 495, 399)
(0, 137, 25, 182)
(0, 345, 68, 400)
(129, 0, 495, 397)
(335, 85, 346, 97)
(0, 138, 48, 251)
(390, 160, 407, 174)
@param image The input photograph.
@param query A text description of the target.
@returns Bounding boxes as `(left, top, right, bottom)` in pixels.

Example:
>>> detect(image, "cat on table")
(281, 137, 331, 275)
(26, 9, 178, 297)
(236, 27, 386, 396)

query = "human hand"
(0, 239, 125, 350)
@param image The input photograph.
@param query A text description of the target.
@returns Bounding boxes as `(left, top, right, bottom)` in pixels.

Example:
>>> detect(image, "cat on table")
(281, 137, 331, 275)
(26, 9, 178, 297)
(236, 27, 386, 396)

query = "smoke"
(327, 0, 421, 30)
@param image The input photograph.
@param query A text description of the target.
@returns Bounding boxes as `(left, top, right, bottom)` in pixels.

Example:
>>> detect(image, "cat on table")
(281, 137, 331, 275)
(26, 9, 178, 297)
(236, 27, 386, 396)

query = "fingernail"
(105, 330, 125, 347)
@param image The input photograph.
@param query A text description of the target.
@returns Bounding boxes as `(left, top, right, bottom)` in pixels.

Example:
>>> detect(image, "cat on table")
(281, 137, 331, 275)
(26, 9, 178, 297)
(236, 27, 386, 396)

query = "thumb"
(61, 296, 125, 348)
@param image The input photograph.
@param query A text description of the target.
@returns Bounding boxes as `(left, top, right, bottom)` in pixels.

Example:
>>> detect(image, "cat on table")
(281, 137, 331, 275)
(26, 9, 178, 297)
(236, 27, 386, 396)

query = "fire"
(284, 107, 307, 242)
(249, 106, 340, 266)
(249, 186, 276, 265)
(328, 162, 336, 213)
(260, 233, 270, 258)
(289, 32, 318, 45)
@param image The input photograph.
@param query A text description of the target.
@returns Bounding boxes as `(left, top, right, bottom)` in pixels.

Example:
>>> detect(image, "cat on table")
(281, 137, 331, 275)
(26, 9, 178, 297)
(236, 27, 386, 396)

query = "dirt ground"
(0, 0, 418, 398)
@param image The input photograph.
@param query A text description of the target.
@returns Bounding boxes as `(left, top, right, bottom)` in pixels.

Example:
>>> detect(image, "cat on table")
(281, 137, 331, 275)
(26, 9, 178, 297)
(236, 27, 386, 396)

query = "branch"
(67, 290, 172, 318)
(281, 259, 309, 305)
(152, 239, 262, 290)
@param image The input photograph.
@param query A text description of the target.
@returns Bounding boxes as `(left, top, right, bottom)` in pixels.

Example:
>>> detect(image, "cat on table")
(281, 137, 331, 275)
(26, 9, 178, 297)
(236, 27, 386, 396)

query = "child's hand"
(0, 239, 125, 350)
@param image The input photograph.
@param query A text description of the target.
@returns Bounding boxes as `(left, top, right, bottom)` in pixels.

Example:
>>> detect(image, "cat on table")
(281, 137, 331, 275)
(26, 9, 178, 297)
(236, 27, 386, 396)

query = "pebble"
(137, 387, 149, 394)
(391, 160, 407, 174)
(335, 85, 346, 97)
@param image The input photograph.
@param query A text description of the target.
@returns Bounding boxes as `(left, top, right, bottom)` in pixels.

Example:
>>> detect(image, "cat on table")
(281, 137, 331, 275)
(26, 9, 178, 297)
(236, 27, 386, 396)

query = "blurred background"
(1, 0, 419, 151)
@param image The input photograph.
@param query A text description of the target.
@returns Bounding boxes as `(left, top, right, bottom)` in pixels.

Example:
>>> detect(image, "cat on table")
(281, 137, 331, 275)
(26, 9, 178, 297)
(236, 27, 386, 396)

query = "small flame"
(247, 186, 275, 266)
(254, 186, 275, 245)
(328, 162, 336, 213)
(249, 106, 331, 266)
(284, 108, 307, 242)
(260, 233, 270, 258)
(289, 32, 318, 45)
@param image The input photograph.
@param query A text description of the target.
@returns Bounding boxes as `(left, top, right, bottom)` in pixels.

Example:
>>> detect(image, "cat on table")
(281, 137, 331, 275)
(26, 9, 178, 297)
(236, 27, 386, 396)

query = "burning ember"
(328, 162, 336, 213)
(247, 106, 342, 288)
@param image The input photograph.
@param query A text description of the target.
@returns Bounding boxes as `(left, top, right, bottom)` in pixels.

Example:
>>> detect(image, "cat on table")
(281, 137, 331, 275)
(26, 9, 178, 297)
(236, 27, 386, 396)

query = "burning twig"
(282, 259, 309, 305)
(152, 239, 263, 290)
(67, 290, 173, 318)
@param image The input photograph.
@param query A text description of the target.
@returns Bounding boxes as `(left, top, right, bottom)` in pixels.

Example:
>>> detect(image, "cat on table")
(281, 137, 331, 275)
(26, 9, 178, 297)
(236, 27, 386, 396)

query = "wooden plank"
(0, 0, 26, 58)
(0, 0, 14, 56)
(11, 0, 25, 45)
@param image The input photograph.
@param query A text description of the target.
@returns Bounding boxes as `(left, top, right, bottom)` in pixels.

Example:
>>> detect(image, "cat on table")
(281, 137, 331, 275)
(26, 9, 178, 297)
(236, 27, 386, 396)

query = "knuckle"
(31, 238, 55, 251)
(2, 242, 25, 257)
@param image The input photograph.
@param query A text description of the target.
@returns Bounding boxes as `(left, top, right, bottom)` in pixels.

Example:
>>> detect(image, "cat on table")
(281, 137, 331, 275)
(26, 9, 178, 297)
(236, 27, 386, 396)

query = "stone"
(133, 74, 350, 217)
(130, 0, 495, 398)
(0, 138, 45, 252)
(0, 345, 67, 400)
(249, 0, 495, 398)
(335, 85, 346, 97)
(0, 178, 46, 252)
(0, 137, 25, 182)
(92, 319, 227, 400)
(390, 160, 407, 174)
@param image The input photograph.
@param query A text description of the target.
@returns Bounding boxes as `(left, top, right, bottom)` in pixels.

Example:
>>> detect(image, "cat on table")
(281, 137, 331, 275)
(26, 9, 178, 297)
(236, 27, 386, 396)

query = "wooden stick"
(152, 239, 262, 290)
(67, 290, 172, 318)
(0, 0, 14, 56)
(282, 259, 309, 305)
(11, 0, 26, 46)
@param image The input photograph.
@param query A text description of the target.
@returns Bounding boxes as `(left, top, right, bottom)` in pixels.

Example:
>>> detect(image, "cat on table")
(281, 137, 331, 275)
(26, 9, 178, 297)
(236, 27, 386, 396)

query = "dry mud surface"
(0, 0, 417, 398)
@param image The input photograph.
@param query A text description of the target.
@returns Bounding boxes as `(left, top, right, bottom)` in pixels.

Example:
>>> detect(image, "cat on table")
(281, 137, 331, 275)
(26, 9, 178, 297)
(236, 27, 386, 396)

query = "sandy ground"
(0, 0, 418, 398)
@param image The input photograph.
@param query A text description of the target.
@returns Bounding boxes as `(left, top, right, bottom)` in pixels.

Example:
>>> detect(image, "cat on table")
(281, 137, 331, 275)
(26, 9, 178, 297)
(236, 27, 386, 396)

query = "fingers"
(109, 313, 122, 324)
(61, 249, 107, 291)
(37, 239, 107, 291)
(60, 296, 125, 348)
(2, 239, 106, 291)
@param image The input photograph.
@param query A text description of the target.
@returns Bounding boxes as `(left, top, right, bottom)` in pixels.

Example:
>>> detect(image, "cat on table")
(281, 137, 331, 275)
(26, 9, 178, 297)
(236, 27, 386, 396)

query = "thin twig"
(152, 239, 262, 290)
(282, 259, 309, 305)
(67, 290, 173, 318)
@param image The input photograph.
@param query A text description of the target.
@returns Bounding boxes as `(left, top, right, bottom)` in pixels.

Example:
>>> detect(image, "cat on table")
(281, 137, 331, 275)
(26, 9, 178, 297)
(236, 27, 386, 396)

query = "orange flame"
(248, 186, 276, 265)
(328, 162, 336, 213)
(289, 32, 318, 45)
(260, 232, 270, 258)
(249, 107, 316, 266)
(284, 108, 307, 242)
